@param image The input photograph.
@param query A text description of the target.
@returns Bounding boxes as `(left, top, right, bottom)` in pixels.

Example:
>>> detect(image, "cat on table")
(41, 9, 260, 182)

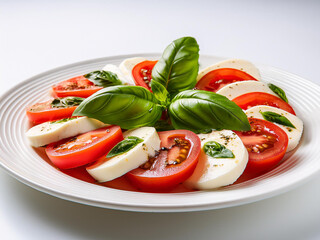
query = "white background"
(1, 0, 320, 239)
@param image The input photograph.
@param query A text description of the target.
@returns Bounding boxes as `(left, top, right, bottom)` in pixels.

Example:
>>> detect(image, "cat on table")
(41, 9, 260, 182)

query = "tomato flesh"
(233, 92, 296, 115)
(26, 99, 78, 124)
(46, 126, 123, 169)
(132, 60, 157, 91)
(195, 68, 258, 92)
(52, 76, 103, 98)
(126, 130, 201, 192)
(235, 118, 288, 176)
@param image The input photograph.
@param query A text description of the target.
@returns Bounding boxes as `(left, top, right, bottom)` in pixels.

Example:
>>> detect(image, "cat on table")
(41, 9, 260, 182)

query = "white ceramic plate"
(0, 54, 319, 212)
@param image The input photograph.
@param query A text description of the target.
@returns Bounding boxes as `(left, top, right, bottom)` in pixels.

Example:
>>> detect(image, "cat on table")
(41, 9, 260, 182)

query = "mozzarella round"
(184, 130, 248, 190)
(102, 64, 134, 85)
(26, 117, 106, 147)
(197, 59, 261, 82)
(245, 106, 303, 152)
(123, 127, 160, 157)
(118, 57, 148, 84)
(216, 80, 277, 100)
(86, 127, 160, 182)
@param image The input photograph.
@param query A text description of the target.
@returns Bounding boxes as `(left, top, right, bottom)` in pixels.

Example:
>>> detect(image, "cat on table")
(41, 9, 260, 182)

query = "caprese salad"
(25, 36, 303, 192)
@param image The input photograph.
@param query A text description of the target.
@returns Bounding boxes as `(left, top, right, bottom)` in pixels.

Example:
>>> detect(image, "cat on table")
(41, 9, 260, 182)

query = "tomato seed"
(253, 147, 259, 152)
(180, 149, 188, 154)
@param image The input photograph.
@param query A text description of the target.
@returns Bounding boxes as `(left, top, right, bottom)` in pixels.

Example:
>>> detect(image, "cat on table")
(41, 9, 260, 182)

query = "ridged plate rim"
(0, 53, 319, 212)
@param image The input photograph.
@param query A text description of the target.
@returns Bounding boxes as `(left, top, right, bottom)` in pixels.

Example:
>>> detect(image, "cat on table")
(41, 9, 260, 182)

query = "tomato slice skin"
(195, 68, 258, 92)
(52, 76, 103, 98)
(126, 130, 201, 192)
(26, 100, 77, 124)
(132, 60, 157, 91)
(46, 126, 123, 169)
(233, 92, 296, 115)
(235, 118, 288, 176)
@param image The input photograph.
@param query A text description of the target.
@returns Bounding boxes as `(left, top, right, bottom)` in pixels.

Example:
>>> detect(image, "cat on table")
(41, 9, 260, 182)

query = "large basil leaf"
(151, 36, 199, 97)
(268, 83, 288, 103)
(203, 141, 235, 158)
(51, 97, 84, 108)
(84, 70, 122, 87)
(168, 90, 251, 132)
(106, 136, 143, 158)
(260, 111, 295, 128)
(73, 86, 164, 129)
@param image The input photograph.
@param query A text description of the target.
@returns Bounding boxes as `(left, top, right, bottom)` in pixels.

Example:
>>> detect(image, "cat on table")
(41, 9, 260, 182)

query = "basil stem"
(260, 111, 295, 128)
(203, 141, 235, 158)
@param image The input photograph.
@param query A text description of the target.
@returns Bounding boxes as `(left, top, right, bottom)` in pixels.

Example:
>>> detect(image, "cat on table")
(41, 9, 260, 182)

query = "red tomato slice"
(26, 99, 79, 124)
(46, 126, 123, 169)
(195, 68, 258, 92)
(235, 118, 288, 176)
(126, 130, 201, 192)
(132, 60, 157, 91)
(52, 76, 103, 98)
(232, 92, 296, 115)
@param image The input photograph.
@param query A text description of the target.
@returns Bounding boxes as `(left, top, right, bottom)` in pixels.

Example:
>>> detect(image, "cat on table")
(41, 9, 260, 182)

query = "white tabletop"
(1, 1, 320, 239)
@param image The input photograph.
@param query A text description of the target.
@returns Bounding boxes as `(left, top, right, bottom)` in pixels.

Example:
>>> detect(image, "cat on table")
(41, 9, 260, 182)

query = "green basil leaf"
(268, 83, 288, 103)
(84, 70, 122, 87)
(260, 111, 295, 128)
(51, 97, 84, 108)
(203, 141, 235, 158)
(50, 118, 74, 124)
(73, 85, 164, 129)
(168, 90, 251, 132)
(151, 80, 170, 105)
(151, 36, 199, 97)
(106, 136, 143, 158)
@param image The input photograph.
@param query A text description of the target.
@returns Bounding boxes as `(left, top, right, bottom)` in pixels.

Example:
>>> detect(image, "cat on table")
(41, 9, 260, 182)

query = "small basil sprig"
(151, 80, 170, 106)
(268, 83, 288, 103)
(260, 111, 295, 128)
(203, 141, 235, 158)
(168, 90, 251, 132)
(84, 70, 122, 87)
(151, 36, 199, 99)
(51, 97, 84, 108)
(73, 85, 164, 129)
(107, 136, 143, 158)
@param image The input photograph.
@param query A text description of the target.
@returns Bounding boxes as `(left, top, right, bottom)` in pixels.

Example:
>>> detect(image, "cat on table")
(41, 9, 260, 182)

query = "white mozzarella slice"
(245, 106, 303, 152)
(184, 130, 248, 190)
(123, 127, 160, 157)
(118, 57, 149, 84)
(197, 59, 261, 82)
(102, 64, 134, 85)
(216, 80, 277, 100)
(26, 117, 106, 147)
(86, 127, 160, 182)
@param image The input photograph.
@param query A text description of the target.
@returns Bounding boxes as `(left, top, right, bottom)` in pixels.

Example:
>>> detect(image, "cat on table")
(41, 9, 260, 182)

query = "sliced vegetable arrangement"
(25, 36, 303, 192)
